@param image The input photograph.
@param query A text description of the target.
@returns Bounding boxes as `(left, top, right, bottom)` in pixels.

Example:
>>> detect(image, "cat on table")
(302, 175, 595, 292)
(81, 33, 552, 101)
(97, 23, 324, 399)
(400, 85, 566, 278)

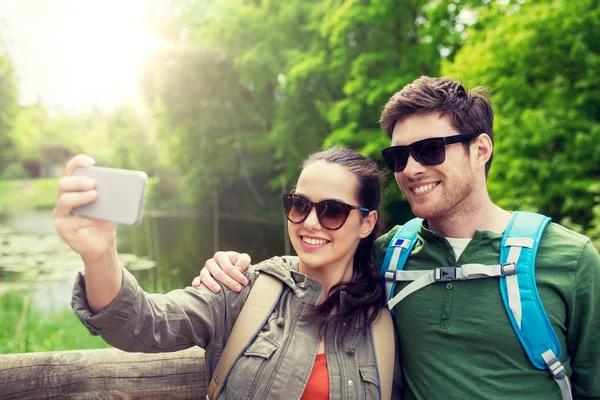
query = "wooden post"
(142, 217, 157, 292)
(213, 186, 220, 253)
(131, 223, 139, 255)
(144, 216, 154, 261)
(0, 347, 207, 399)
(151, 216, 161, 292)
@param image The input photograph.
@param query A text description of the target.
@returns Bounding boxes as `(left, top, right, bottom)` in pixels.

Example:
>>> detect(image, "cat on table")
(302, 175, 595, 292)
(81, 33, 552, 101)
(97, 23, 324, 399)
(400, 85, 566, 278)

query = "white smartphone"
(72, 166, 148, 226)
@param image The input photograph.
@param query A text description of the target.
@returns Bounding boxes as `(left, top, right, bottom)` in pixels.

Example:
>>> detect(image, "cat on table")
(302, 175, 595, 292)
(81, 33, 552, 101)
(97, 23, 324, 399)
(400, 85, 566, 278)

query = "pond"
(0, 211, 290, 313)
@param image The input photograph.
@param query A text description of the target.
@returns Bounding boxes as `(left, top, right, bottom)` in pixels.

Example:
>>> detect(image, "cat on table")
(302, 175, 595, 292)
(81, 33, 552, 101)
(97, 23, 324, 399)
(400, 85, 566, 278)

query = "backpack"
(381, 211, 572, 400)
(207, 272, 396, 400)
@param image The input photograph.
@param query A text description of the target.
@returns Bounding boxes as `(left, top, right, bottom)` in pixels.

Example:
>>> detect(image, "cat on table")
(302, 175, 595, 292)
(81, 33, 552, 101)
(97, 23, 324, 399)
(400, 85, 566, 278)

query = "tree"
(316, 0, 485, 223)
(143, 0, 488, 219)
(149, 0, 328, 209)
(444, 0, 600, 229)
(12, 105, 109, 165)
(105, 104, 158, 174)
(0, 37, 18, 173)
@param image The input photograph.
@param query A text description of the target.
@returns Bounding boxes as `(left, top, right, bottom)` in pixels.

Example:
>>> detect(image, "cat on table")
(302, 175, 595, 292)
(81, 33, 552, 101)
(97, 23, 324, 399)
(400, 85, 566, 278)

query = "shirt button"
(348, 380, 354, 386)
(448, 256, 456, 263)
(446, 283, 453, 290)
(442, 312, 450, 320)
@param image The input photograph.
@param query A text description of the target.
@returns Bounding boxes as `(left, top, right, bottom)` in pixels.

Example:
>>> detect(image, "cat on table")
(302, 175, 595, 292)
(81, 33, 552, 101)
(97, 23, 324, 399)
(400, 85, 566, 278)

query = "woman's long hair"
(300, 147, 385, 332)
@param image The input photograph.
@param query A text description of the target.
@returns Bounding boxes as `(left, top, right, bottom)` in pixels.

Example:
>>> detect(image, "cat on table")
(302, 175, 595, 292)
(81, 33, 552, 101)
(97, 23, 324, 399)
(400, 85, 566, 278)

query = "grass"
(0, 289, 111, 354)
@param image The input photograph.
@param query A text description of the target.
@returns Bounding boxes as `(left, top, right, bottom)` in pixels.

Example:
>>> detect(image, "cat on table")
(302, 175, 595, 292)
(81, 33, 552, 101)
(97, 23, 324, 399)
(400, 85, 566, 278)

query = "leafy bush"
(1, 162, 30, 180)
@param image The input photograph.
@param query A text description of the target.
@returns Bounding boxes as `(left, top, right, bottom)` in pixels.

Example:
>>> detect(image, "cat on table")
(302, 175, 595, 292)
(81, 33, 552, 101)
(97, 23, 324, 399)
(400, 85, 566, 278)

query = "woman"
(55, 147, 400, 399)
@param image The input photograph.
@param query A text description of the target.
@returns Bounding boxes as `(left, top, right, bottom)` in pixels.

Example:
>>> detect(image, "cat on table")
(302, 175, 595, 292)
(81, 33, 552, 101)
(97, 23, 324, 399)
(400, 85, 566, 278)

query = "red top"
(301, 353, 330, 400)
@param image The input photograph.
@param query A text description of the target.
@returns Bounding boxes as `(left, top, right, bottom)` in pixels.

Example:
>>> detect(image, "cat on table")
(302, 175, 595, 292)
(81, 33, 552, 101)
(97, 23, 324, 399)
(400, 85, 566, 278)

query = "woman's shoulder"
(251, 256, 298, 281)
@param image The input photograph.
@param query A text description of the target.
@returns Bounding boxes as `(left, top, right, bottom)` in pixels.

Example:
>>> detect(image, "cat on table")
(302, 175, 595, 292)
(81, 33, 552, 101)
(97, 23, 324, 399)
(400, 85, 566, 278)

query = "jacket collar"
(253, 256, 323, 306)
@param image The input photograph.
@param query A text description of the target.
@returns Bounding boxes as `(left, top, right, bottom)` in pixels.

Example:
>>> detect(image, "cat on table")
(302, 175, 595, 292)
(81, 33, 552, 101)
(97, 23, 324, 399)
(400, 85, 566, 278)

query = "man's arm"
(568, 240, 600, 398)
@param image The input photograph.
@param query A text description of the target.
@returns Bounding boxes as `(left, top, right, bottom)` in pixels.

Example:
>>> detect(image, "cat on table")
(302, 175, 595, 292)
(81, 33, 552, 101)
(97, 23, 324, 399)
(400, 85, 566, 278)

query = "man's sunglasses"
(282, 193, 371, 230)
(381, 133, 481, 172)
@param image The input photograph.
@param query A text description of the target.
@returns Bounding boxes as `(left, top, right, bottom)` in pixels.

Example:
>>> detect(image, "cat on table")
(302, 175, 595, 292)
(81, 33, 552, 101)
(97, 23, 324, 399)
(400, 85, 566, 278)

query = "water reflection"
(0, 212, 289, 311)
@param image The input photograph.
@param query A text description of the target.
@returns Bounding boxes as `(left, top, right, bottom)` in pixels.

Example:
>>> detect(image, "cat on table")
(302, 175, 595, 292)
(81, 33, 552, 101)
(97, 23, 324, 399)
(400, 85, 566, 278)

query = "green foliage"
(0, 178, 57, 211)
(11, 102, 160, 179)
(444, 0, 600, 229)
(105, 104, 159, 174)
(11, 105, 47, 159)
(1, 162, 29, 180)
(142, 0, 534, 224)
(149, 0, 329, 207)
(1, 0, 596, 233)
(144, 174, 189, 210)
(314, 0, 485, 222)
(12, 105, 108, 162)
(0, 39, 18, 172)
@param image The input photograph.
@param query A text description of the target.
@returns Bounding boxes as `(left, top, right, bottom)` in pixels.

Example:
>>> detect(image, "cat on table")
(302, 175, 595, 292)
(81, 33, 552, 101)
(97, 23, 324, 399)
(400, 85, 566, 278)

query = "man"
(193, 76, 600, 399)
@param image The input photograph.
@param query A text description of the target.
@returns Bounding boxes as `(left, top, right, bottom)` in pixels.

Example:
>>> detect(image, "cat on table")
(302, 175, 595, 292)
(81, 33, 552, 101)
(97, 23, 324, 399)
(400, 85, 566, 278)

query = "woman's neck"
(299, 259, 354, 303)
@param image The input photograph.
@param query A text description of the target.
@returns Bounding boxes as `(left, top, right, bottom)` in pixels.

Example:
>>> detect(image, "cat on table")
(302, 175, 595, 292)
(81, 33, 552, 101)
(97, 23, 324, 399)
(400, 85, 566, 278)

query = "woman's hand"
(54, 154, 117, 262)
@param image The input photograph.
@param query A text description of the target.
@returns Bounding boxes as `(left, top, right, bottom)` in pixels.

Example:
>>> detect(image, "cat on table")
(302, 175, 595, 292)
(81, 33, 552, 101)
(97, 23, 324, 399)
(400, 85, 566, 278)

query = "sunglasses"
(381, 133, 481, 172)
(282, 193, 371, 230)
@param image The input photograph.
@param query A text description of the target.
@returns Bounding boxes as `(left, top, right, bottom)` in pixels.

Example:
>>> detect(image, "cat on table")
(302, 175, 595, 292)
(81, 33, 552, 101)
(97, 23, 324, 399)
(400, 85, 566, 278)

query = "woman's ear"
(359, 210, 378, 238)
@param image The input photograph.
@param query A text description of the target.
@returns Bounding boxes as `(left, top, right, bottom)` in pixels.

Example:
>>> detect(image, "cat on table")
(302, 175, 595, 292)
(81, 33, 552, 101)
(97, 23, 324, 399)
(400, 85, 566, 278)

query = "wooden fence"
(0, 347, 206, 399)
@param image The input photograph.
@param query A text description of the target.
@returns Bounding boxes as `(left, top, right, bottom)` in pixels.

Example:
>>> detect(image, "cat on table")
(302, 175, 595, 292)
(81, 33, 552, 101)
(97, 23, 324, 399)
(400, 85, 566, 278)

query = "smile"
(412, 182, 438, 195)
(302, 236, 330, 245)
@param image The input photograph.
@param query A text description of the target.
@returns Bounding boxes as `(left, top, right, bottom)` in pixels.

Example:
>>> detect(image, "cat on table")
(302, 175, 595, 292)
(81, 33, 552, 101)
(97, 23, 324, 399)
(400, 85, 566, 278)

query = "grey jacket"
(72, 256, 401, 399)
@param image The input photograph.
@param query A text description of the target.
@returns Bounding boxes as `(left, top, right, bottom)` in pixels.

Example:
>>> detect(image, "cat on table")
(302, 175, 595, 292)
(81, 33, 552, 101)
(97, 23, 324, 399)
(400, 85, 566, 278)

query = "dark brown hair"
(301, 147, 385, 332)
(379, 76, 495, 175)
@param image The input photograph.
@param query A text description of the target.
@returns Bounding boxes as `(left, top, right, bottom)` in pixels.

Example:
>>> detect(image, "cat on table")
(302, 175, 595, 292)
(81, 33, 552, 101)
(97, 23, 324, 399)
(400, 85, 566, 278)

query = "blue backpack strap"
(381, 218, 422, 314)
(499, 211, 560, 369)
(500, 212, 572, 399)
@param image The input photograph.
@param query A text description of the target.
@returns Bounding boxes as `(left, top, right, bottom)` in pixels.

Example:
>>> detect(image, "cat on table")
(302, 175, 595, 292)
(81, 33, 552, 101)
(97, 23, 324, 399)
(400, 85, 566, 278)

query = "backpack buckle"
(545, 356, 567, 380)
(384, 270, 396, 282)
(500, 262, 517, 276)
(434, 267, 456, 281)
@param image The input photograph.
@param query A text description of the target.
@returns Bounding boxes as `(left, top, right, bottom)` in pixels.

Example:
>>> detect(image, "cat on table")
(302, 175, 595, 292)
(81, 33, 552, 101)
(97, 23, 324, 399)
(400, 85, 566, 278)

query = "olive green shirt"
(372, 221, 600, 399)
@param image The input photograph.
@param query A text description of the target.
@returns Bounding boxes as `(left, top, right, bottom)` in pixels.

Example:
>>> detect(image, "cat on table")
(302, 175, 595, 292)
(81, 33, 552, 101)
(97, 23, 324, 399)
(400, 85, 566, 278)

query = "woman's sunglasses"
(381, 133, 481, 172)
(282, 193, 371, 230)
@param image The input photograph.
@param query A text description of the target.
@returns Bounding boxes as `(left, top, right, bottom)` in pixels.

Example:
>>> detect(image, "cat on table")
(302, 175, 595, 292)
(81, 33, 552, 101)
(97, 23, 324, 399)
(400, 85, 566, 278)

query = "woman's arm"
(72, 267, 255, 352)
(55, 154, 254, 351)
(53, 154, 122, 313)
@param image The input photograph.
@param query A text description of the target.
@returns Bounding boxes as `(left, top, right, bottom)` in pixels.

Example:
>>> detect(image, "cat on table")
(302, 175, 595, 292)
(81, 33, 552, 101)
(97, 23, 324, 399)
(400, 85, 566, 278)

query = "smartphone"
(72, 166, 148, 226)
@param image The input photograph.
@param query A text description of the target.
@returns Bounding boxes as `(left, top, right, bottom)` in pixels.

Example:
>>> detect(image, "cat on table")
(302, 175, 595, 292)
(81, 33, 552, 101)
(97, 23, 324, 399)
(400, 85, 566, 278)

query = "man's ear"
(472, 133, 493, 170)
(360, 210, 378, 238)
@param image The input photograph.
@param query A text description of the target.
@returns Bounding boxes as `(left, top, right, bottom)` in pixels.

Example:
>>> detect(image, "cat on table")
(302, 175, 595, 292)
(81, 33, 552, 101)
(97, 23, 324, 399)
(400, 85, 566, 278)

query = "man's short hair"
(379, 76, 494, 175)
